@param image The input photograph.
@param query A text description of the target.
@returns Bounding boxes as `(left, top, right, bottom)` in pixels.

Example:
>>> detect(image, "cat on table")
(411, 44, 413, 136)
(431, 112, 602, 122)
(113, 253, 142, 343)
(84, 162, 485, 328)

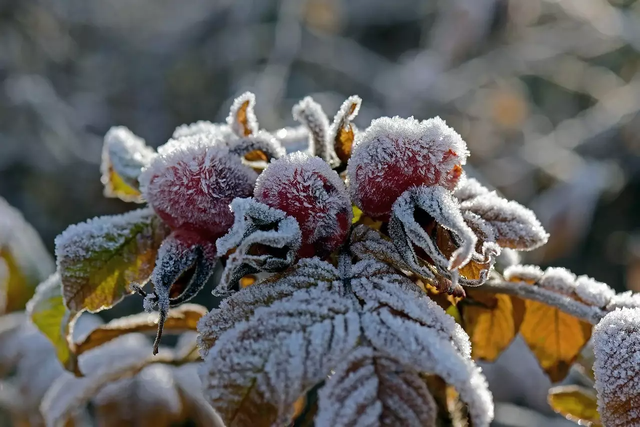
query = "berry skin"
(347, 116, 469, 220)
(254, 152, 352, 258)
(139, 135, 257, 241)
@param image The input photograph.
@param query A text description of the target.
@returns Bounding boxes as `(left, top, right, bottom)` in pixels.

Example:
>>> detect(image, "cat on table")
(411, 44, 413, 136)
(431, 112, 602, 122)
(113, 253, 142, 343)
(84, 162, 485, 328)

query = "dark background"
(2, 0, 640, 425)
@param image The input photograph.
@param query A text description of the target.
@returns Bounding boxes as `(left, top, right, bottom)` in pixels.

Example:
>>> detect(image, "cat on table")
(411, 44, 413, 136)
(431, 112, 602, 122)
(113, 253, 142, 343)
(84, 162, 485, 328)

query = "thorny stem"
(478, 279, 606, 324)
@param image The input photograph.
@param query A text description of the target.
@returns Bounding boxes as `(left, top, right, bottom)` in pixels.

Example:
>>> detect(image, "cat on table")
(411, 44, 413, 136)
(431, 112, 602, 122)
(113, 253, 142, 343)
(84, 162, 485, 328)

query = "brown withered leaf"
(462, 289, 525, 361)
(331, 97, 360, 163)
(236, 100, 253, 136)
(548, 385, 601, 426)
(519, 299, 592, 382)
(74, 304, 206, 357)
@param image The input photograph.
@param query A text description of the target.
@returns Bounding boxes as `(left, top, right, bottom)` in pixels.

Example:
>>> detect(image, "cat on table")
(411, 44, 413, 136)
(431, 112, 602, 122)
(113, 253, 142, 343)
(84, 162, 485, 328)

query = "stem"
(478, 279, 606, 325)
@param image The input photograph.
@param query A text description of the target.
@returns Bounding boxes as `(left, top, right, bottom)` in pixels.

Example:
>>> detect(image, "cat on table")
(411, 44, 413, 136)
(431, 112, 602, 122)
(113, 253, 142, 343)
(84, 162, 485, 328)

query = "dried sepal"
(227, 91, 259, 137)
(214, 198, 302, 295)
(100, 126, 155, 203)
(199, 287, 360, 427)
(460, 191, 549, 251)
(316, 346, 438, 427)
(593, 307, 640, 427)
(329, 95, 361, 163)
(138, 231, 216, 354)
(292, 96, 334, 164)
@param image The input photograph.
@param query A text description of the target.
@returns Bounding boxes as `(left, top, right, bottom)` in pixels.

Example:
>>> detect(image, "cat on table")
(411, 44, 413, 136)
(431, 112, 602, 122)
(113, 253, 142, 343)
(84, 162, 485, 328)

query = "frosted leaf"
(349, 263, 471, 358)
(292, 96, 334, 163)
(389, 186, 487, 294)
(140, 134, 257, 240)
(226, 91, 259, 137)
(453, 176, 491, 202)
(494, 248, 522, 271)
(361, 309, 494, 427)
(460, 192, 549, 251)
(40, 334, 160, 426)
(329, 95, 361, 163)
(100, 126, 156, 203)
(54, 207, 169, 313)
(227, 129, 286, 161)
(214, 198, 301, 295)
(537, 267, 577, 296)
(254, 152, 352, 258)
(274, 125, 310, 152)
(503, 264, 544, 283)
(593, 308, 640, 426)
(199, 287, 360, 427)
(575, 275, 615, 308)
(607, 291, 640, 310)
(349, 224, 412, 271)
(92, 363, 183, 427)
(316, 346, 437, 427)
(347, 115, 468, 220)
(172, 121, 233, 140)
(197, 257, 340, 357)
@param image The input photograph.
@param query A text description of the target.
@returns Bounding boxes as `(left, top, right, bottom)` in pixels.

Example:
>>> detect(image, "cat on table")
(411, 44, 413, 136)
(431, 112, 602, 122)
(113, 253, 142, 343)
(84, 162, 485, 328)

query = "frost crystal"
(537, 267, 577, 296)
(607, 290, 640, 310)
(593, 308, 640, 426)
(140, 134, 257, 240)
(254, 152, 352, 257)
(227, 129, 286, 161)
(316, 346, 437, 427)
(172, 121, 233, 140)
(214, 198, 301, 294)
(453, 176, 491, 202)
(575, 275, 615, 308)
(348, 115, 469, 219)
(503, 264, 544, 283)
(226, 91, 259, 137)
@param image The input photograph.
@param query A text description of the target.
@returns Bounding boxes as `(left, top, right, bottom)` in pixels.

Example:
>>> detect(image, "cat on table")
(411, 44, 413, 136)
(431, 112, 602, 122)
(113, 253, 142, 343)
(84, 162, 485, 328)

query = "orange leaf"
(519, 299, 592, 382)
(462, 289, 524, 361)
(548, 385, 601, 426)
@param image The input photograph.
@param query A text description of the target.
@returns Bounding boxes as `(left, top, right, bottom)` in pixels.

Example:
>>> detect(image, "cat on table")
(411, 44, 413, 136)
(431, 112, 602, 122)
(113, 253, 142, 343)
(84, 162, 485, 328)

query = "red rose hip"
(254, 152, 352, 258)
(347, 116, 469, 220)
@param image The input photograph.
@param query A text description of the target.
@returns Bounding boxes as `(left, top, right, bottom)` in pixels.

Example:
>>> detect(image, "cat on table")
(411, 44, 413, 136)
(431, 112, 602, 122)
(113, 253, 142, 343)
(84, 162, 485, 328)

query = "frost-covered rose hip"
(254, 152, 352, 258)
(347, 116, 469, 220)
(140, 135, 257, 242)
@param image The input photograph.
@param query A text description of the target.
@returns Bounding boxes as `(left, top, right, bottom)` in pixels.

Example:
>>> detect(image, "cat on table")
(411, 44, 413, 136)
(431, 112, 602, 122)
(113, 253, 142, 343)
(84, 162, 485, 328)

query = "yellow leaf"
(462, 290, 524, 361)
(236, 99, 253, 137)
(74, 304, 207, 357)
(240, 275, 257, 288)
(519, 299, 592, 382)
(105, 165, 143, 202)
(548, 385, 601, 426)
(332, 97, 360, 163)
(26, 273, 80, 374)
(56, 208, 170, 313)
(352, 205, 363, 224)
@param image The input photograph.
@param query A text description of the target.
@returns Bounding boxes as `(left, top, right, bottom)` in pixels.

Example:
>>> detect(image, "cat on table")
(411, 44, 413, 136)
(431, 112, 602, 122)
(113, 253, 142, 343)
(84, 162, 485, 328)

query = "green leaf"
(55, 208, 170, 313)
(548, 385, 601, 426)
(0, 197, 55, 313)
(26, 272, 80, 374)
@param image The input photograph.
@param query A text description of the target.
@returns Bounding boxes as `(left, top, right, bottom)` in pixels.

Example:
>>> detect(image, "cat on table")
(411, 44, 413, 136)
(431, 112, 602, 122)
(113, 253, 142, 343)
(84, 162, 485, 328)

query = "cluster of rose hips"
(135, 92, 529, 351)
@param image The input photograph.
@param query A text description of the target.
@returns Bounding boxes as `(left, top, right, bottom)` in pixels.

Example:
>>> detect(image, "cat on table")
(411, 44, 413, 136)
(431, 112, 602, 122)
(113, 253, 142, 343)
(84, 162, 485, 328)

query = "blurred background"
(1, 0, 640, 425)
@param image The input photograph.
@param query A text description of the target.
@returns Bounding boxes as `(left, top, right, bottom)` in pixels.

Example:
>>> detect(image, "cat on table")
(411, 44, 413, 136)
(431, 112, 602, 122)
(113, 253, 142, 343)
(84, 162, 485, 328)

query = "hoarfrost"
(226, 91, 259, 137)
(316, 346, 437, 427)
(292, 96, 333, 163)
(503, 264, 544, 283)
(172, 121, 233, 140)
(607, 290, 640, 310)
(575, 275, 615, 308)
(453, 176, 491, 202)
(537, 267, 577, 296)
(593, 308, 640, 426)
(227, 129, 286, 161)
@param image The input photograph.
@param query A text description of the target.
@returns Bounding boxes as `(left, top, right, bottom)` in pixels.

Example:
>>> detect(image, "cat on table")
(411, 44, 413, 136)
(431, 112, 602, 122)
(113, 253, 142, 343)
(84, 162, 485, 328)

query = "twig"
(478, 279, 606, 324)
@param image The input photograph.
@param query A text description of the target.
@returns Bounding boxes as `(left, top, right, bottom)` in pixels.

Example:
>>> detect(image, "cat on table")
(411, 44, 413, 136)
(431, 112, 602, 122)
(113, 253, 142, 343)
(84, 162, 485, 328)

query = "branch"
(478, 279, 606, 325)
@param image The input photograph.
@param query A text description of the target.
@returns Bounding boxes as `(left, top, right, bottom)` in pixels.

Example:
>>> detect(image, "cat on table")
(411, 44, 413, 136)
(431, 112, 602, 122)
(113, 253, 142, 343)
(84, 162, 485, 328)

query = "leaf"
(330, 95, 361, 163)
(100, 126, 155, 203)
(74, 304, 206, 357)
(316, 346, 438, 427)
(548, 385, 601, 426)
(227, 92, 259, 137)
(199, 288, 360, 427)
(462, 289, 525, 361)
(593, 308, 640, 427)
(0, 197, 55, 313)
(519, 299, 592, 382)
(55, 208, 170, 313)
(292, 96, 332, 163)
(26, 272, 80, 374)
